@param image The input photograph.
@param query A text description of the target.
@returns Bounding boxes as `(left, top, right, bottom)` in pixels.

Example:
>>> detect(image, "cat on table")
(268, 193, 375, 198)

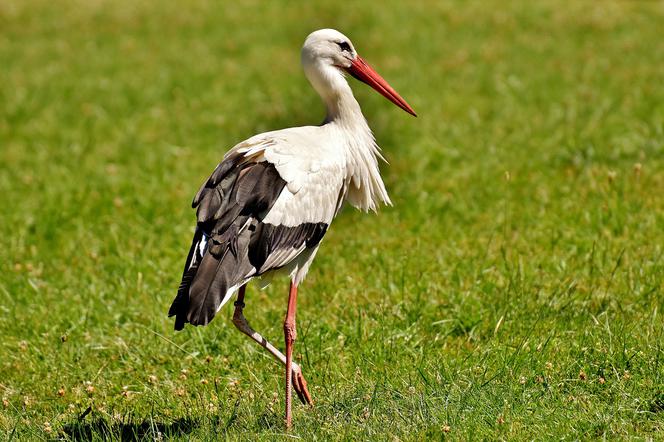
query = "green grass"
(1, 0, 664, 439)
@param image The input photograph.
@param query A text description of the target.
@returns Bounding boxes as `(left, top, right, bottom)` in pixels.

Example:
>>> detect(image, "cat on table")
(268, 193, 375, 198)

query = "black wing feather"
(169, 154, 331, 330)
(169, 156, 286, 329)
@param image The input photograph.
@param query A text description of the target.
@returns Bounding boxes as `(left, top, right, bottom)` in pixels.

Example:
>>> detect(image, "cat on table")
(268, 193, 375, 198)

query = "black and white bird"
(168, 28, 415, 427)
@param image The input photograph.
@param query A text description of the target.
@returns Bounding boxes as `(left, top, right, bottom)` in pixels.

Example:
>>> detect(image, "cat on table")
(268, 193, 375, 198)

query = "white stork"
(168, 28, 416, 427)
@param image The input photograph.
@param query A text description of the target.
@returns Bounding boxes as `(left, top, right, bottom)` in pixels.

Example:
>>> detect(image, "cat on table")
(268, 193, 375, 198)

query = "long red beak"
(346, 55, 417, 117)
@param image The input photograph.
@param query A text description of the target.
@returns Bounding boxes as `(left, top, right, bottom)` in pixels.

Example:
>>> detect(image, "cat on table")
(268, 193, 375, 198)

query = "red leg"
(235, 284, 247, 306)
(232, 285, 313, 405)
(284, 281, 298, 429)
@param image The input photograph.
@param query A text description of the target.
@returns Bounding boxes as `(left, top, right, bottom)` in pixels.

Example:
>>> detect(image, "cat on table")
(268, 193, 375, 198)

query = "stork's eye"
(336, 41, 351, 52)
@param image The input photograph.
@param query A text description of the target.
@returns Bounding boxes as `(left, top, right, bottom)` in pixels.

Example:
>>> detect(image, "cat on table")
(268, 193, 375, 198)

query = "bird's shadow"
(59, 398, 283, 439)
(61, 415, 198, 441)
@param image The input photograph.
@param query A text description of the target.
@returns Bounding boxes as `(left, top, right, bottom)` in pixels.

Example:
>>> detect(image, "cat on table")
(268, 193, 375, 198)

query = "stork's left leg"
(232, 285, 313, 406)
(283, 281, 298, 429)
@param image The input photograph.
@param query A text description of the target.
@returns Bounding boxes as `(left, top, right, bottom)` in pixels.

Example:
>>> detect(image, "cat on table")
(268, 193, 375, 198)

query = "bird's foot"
(292, 364, 313, 406)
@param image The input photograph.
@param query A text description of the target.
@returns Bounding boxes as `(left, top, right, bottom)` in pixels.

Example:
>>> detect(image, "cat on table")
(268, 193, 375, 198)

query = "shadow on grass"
(61, 416, 197, 441)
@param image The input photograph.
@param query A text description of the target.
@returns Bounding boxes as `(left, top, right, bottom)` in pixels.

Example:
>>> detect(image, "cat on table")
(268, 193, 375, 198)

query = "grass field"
(2, 0, 664, 440)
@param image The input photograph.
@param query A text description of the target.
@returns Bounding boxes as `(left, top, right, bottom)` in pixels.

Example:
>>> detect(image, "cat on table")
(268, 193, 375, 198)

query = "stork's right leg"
(232, 285, 313, 405)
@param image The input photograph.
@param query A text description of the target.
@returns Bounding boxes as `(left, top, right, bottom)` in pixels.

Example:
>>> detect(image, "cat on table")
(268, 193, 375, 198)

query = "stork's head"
(302, 29, 416, 117)
(302, 29, 358, 70)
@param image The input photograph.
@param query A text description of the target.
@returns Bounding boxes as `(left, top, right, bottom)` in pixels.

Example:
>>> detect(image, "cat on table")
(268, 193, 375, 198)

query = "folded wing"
(169, 135, 343, 330)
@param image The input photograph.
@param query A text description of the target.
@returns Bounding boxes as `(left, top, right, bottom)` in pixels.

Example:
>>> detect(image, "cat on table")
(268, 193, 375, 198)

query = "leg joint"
(283, 320, 297, 342)
(233, 300, 245, 308)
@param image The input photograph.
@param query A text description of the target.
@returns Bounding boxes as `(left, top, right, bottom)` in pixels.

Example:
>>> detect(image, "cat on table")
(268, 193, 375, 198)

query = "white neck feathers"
(303, 61, 391, 212)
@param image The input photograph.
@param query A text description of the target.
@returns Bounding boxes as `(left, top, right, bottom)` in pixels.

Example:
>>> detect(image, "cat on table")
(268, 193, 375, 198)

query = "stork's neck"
(321, 84, 364, 126)
(302, 60, 391, 211)
(304, 62, 367, 128)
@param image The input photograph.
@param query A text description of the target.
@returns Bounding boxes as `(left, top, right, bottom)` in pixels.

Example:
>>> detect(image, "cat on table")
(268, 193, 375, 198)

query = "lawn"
(1, 0, 664, 440)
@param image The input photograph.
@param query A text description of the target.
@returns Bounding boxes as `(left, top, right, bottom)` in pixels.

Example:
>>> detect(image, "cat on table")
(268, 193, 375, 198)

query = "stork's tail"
(168, 228, 204, 330)
(168, 225, 253, 330)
